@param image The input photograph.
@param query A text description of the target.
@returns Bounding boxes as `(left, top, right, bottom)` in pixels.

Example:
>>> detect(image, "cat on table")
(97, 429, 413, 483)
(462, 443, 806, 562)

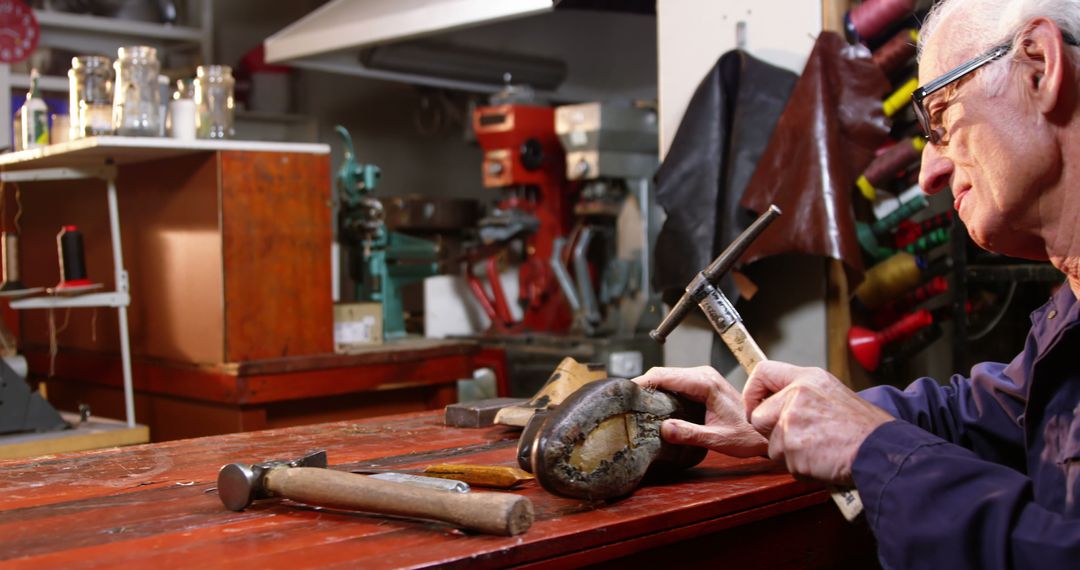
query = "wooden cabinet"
(0, 137, 497, 442)
(9, 139, 333, 364)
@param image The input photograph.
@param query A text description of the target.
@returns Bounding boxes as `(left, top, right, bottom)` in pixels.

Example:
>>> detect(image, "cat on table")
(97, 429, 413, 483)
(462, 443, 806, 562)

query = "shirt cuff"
(852, 420, 948, 532)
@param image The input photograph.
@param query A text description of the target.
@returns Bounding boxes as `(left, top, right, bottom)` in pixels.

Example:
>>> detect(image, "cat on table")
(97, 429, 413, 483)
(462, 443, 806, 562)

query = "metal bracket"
(697, 280, 741, 334)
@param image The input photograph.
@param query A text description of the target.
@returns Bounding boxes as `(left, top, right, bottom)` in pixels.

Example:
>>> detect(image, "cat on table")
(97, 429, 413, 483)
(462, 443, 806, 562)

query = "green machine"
(335, 126, 440, 340)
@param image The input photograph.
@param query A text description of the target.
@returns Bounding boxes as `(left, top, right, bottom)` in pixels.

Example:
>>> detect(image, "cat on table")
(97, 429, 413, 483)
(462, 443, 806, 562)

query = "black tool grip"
(650, 292, 697, 344)
(703, 205, 782, 283)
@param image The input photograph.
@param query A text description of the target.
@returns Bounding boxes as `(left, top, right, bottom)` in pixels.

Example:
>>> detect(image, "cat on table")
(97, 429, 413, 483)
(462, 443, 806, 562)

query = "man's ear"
(1016, 17, 1071, 118)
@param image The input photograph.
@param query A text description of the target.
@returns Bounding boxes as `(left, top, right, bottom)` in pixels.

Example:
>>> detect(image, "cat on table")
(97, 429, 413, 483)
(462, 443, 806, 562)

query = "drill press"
(471, 99, 574, 333)
(463, 98, 668, 395)
(336, 126, 440, 340)
(554, 102, 663, 338)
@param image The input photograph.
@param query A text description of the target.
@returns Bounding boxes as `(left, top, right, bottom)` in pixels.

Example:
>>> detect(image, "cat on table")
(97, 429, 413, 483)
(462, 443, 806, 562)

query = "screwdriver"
(351, 464, 534, 489)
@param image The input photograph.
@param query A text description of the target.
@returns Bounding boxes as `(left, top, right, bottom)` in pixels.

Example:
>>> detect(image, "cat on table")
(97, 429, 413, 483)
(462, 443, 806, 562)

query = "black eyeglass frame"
(912, 43, 1011, 144)
(913, 31, 1080, 144)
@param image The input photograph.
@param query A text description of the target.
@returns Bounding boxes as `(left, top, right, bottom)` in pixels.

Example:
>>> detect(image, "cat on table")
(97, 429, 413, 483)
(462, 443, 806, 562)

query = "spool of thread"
(856, 137, 926, 200)
(872, 29, 919, 76)
(854, 251, 926, 310)
(882, 77, 919, 118)
(894, 211, 953, 248)
(871, 275, 948, 328)
(849, 308, 933, 372)
(845, 0, 917, 44)
(56, 225, 92, 289)
(856, 193, 929, 254)
(902, 226, 950, 255)
(871, 226, 951, 263)
(0, 232, 26, 291)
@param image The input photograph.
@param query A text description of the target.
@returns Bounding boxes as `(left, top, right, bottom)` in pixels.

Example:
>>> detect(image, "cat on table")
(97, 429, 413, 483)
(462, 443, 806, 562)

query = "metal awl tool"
(350, 464, 534, 489)
(650, 205, 865, 522)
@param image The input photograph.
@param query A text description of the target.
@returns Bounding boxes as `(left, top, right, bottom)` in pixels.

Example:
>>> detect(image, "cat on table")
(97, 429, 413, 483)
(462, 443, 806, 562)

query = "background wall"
(211, 0, 833, 379)
(214, 2, 660, 306)
(655, 0, 826, 385)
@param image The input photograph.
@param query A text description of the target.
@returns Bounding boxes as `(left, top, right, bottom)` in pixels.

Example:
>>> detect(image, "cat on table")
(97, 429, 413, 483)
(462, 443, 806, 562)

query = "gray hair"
(919, 0, 1080, 95)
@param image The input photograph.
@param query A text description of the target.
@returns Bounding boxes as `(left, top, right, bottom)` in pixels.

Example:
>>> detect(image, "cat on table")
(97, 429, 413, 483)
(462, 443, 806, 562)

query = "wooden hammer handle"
(720, 321, 865, 522)
(719, 322, 767, 373)
(263, 467, 533, 536)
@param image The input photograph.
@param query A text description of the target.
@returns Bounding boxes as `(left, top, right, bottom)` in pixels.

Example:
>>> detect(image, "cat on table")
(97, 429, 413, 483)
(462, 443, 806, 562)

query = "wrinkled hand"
(743, 361, 893, 486)
(632, 366, 768, 458)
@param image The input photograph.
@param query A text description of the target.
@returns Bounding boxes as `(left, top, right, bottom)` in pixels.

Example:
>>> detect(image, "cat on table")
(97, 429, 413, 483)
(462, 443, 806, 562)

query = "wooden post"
(822, 1, 857, 388)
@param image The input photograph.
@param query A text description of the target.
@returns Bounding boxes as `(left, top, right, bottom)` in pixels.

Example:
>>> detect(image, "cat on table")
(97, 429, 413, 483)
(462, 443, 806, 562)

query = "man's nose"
(918, 143, 953, 195)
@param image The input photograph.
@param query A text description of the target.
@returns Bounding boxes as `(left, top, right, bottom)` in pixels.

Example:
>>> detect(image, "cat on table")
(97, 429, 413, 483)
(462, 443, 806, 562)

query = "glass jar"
(113, 46, 161, 136)
(194, 65, 235, 139)
(69, 55, 114, 139)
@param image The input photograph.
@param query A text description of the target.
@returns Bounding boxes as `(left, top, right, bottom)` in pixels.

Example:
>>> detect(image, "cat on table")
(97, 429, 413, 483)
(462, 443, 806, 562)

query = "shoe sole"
(525, 377, 706, 500)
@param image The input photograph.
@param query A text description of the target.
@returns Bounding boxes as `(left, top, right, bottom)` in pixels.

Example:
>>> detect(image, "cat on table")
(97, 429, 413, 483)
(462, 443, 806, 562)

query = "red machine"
(470, 103, 575, 333)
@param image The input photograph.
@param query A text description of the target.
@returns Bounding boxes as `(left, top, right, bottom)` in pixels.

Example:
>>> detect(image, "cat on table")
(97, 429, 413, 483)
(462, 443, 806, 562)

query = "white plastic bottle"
(20, 69, 49, 149)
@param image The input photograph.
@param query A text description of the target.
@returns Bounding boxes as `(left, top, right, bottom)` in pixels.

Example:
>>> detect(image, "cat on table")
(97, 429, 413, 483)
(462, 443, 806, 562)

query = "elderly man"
(637, 0, 1080, 567)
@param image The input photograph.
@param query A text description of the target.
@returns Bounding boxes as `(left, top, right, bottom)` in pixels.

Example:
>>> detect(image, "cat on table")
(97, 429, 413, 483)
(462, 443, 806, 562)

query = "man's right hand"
(632, 366, 768, 458)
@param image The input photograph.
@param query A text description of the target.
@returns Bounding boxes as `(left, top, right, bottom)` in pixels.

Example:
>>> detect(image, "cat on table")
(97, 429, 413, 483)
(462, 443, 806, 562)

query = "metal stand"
(3, 166, 135, 428)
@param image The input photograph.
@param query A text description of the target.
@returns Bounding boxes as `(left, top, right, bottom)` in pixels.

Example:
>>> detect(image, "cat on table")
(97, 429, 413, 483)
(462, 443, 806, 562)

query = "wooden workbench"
(30, 339, 507, 441)
(0, 411, 878, 568)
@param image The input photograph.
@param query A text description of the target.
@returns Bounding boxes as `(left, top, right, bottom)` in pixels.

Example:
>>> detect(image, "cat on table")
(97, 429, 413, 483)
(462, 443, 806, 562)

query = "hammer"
(216, 450, 534, 536)
(650, 206, 865, 522)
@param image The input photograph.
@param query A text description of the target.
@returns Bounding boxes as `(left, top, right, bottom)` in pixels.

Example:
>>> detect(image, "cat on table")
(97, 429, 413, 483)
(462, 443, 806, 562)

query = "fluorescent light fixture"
(265, 0, 554, 64)
(359, 42, 567, 90)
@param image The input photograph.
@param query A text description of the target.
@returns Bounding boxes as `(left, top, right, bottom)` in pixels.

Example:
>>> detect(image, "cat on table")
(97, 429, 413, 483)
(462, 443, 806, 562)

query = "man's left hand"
(743, 360, 894, 486)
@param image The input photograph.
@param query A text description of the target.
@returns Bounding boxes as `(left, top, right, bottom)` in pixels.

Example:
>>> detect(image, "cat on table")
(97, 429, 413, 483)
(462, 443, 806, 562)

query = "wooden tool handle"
(423, 464, 534, 488)
(264, 467, 533, 536)
(720, 321, 865, 521)
(719, 321, 767, 373)
(830, 487, 864, 522)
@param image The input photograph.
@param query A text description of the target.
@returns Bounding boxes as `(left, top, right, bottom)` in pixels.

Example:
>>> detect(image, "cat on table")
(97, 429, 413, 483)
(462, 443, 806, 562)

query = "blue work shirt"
(855, 282, 1080, 569)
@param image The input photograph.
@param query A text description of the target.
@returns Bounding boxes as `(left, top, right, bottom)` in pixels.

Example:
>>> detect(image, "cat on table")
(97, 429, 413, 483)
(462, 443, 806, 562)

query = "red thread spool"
(871, 276, 948, 328)
(902, 227, 951, 255)
(846, 0, 917, 44)
(863, 137, 923, 189)
(849, 308, 934, 371)
(894, 211, 953, 248)
(872, 28, 919, 76)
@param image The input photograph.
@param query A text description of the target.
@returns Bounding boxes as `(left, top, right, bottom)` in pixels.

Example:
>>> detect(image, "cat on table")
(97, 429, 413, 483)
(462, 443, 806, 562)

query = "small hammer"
(216, 450, 533, 536)
(651, 206, 864, 523)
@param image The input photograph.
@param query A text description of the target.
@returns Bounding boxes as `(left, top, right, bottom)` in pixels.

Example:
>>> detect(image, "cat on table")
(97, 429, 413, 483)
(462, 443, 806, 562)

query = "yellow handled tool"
(353, 464, 534, 489)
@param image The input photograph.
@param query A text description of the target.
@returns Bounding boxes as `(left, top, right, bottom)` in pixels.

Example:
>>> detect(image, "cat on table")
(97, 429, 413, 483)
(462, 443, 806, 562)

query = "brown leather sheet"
(739, 32, 892, 285)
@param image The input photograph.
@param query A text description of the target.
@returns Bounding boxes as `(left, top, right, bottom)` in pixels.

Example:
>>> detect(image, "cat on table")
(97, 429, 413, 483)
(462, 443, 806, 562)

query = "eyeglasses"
(912, 43, 1012, 145)
(913, 31, 1080, 145)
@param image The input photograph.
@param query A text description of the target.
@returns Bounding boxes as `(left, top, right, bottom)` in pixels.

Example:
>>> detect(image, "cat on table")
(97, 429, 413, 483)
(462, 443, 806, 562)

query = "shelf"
(35, 10, 204, 43)
(10, 291, 129, 310)
(0, 411, 149, 460)
(0, 136, 330, 170)
(966, 264, 1065, 284)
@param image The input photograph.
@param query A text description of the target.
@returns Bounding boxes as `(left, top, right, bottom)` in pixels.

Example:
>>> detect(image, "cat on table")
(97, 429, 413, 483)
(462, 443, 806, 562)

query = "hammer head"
(217, 450, 328, 511)
(650, 205, 781, 343)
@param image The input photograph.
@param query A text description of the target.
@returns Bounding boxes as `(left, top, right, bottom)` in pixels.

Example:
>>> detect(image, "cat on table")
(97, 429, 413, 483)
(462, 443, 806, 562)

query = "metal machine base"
(469, 334, 662, 398)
